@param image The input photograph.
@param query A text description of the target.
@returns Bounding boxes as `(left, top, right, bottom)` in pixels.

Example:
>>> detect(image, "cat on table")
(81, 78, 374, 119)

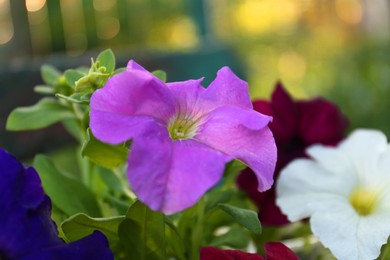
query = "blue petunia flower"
(0, 148, 113, 260)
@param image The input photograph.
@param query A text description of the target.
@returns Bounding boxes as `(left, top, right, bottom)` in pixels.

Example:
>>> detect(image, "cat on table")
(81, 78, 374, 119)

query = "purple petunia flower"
(0, 148, 113, 260)
(90, 60, 277, 214)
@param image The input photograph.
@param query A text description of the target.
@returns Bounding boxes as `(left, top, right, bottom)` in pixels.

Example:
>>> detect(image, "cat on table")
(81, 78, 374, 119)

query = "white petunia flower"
(276, 129, 390, 260)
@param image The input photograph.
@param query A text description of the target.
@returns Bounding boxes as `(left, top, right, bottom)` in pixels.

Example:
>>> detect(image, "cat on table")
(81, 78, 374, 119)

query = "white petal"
(312, 206, 390, 260)
(310, 205, 360, 260)
(276, 159, 356, 221)
(355, 211, 390, 260)
(373, 146, 390, 187)
(306, 144, 354, 177)
(338, 129, 388, 185)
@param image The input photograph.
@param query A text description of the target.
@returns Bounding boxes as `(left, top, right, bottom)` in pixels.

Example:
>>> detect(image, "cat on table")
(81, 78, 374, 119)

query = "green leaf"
(165, 218, 186, 260)
(118, 201, 166, 260)
(41, 64, 61, 85)
(61, 213, 124, 245)
(209, 226, 250, 248)
(224, 159, 247, 176)
(33, 155, 102, 217)
(81, 129, 128, 169)
(152, 70, 167, 82)
(6, 98, 75, 131)
(205, 189, 234, 212)
(64, 69, 85, 88)
(97, 49, 115, 73)
(113, 67, 126, 75)
(56, 93, 90, 104)
(218, 204, 261, 234)
(34, 85, 54, 94)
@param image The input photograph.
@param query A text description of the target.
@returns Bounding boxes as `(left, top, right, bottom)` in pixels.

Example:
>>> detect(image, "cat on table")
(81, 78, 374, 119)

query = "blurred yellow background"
(1, 0, 390, 156)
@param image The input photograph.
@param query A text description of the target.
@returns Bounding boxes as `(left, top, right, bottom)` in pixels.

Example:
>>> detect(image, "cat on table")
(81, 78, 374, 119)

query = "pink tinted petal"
(127, 133, 231, 214)
(90, 110, 162, 144)
(126, 59, 148, 71)
(200, 67, 252, 112)
(264, 242, 298, 260)
(196, 106, 276, 191)
(90, 70, 176, 122)
(167, 78, 206, 116)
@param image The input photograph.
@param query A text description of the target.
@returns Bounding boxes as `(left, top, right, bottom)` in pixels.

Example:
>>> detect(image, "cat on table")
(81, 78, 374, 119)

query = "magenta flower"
(237, 83, 348, 226)
(90, 60, 276, 214)
(200, 242, 298, 260)
(0, 148, 113, 259)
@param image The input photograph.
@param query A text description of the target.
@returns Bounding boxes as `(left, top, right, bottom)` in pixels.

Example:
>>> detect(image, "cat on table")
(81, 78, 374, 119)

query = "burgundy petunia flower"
(237, 82, 348, 226)
(0, 148, 113, 259)
(90, 60, 276, 214)
(200, 242, 298, 260)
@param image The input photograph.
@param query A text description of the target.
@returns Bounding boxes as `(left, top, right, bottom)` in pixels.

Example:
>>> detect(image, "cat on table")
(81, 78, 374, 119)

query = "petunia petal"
(276, 159, 356, 221)
(297, 98, 348, 145)
(306, 144, 355, 178)
(199, 67, 252, 112)
(269, 83, 298, 142)
(311, 206, 390, 260)
(23, 231, 113, 260)
(196, 106, 276, 191)
(263, 242, 299, 260)
(167, 78, 206, 116)
(310, 203, 360, 260)
(90, 70, 177, 123)
(200, 246, 265, 260)
(0, 148, 113, 259)
(338, 129, 388, 185)
(90, 110, 163, 144)
(355, 211, 390, 260)
(0, 149, 61, 258)
(127, 126, 231, 214)
(126, 59, 148, 71)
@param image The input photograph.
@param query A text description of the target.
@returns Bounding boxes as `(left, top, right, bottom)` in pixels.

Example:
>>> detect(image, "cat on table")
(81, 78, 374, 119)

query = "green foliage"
(81, 129, 128, 169)
(34, 85, 55, 95)
(118, 201, 166, 260)
(217, 204, 262, 234)
(64, 69, 85, 88)
(97, 49, 116, 73)
(209, 226, 250, 248)
(33, 155, 102, 217)
(41, 64, 61, 85)
(165, 218, 187, 260)
(152, 70, 167, 82)
(6, 98, 75, 131)
(61, 213, 124, 246)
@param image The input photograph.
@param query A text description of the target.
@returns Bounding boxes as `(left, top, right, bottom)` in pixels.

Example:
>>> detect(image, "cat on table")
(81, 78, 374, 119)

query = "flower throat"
(168, 115, 198, 140)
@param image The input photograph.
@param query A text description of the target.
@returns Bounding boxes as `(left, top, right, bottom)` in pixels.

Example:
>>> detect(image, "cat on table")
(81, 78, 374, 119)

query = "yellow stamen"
(349, 188, 378, 216)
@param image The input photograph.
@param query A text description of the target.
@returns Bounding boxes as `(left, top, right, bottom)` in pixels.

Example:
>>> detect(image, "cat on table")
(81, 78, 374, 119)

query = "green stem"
(380, 241, 390, 260)
(191, 198, 205, 260)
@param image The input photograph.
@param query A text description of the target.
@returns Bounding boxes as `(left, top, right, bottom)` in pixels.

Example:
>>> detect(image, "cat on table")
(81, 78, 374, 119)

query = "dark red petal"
(264, 242, 298, 260)
(200, 247, 265, 260)
(269, 82, 298, 142)
(236, 169, 267, 207)
(297, 98, 348, 145)
(253, 100, 273, 117)
(258, 188, 289, 226)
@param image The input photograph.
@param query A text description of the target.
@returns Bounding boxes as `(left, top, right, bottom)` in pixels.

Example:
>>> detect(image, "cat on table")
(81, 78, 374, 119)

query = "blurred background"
(1, 0, 389, 158)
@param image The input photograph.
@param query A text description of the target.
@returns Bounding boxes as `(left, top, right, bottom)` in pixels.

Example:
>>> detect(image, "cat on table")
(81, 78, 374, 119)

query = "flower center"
(168, 115, 199, 140)
(349, 188, 379, 216)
